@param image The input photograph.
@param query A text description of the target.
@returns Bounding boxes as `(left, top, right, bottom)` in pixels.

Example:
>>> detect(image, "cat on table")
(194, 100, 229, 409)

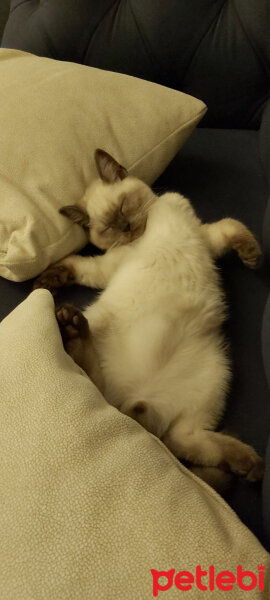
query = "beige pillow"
(0, 289, 268, 599)
(0, 49, 206, 282)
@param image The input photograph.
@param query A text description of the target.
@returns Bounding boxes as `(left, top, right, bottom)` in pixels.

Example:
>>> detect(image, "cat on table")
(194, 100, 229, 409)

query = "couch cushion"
(260, 100, 270, 550)
(262, 296, 270, 549)
(0, 289, 269, 599)
(2, 0, 270, 128)
(0, 48, 206, 282)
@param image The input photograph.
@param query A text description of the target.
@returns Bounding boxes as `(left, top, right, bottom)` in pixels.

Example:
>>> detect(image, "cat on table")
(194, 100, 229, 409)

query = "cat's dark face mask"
(59, 149, 156, 250)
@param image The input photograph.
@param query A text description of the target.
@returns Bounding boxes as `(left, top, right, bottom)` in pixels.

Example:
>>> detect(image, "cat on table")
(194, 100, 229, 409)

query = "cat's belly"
(83, 254, 229, 431)
(93, 316, 230, 431)
(95, 313, 175, 404)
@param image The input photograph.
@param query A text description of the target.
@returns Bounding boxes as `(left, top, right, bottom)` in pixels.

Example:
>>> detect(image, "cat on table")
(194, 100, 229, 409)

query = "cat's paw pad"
(56, 304, 90, 342)
(33, 265, 75, 293)
(233, 237, 262, 269)
(224, 446, 264, 482)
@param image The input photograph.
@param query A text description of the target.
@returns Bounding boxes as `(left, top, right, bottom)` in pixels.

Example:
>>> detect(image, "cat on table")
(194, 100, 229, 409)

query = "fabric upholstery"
(2, 0, 270, 129)
(0, 0, 9, 42)
(0, 289, 269, 600)
(260, 100, 270, 550)
(263, 435, 270, 548)
(0, 49, 205, 281)
(262, 296, 270, 548)
(261, 100, 270, 261)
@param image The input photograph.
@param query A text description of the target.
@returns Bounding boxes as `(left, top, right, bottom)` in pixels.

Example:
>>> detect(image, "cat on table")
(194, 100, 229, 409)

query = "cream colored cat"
(35, 150, 264, 485)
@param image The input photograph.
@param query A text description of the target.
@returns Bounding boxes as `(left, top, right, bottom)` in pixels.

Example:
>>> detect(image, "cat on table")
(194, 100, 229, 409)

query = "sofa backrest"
(2, 0, 270, 129)
(0, 0, 9, 42)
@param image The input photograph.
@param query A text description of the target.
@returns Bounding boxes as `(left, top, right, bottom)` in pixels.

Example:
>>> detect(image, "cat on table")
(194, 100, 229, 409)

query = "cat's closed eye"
(100, 225, 113, 235)
(100, 220, 130, 235)
(120, 198, 127, 215)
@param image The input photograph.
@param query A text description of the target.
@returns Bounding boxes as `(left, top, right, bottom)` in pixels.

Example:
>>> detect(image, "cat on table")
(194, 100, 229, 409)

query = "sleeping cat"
(34, 149, 264, 486)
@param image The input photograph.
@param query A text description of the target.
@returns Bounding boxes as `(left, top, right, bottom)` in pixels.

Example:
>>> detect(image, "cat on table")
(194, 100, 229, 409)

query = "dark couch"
(0, 0, 9, 41)
(1, 0, 270, 549)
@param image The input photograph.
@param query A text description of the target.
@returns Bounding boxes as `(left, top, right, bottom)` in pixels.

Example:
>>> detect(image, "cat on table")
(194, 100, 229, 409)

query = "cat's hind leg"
(56, 304, 104, 390)
(56, 304, 90, 347)
(56, 303, 91, 371)
(162, 421, 264, 482)
(201, 218, 262, 268)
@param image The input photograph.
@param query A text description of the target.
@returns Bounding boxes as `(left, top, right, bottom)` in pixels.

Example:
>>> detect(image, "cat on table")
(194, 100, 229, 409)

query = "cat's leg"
(34, 246, 128, 293)
(201, 218, 262, 268)
(162, 422, 264, 482)
(55, 304, 104, 390)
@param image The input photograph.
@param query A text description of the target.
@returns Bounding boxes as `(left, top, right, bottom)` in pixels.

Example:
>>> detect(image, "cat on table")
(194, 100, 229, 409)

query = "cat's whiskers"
(142, 197, 154, 213)
(108, 239, 122, 251)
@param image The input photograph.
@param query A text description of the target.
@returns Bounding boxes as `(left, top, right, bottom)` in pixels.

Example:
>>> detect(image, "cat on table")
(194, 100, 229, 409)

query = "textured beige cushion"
(0, 290, 269, 599)
(0, 49, 206, 282)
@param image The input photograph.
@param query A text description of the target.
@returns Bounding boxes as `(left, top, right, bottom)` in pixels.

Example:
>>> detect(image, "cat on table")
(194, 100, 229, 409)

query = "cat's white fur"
(83, 190, 229, 442)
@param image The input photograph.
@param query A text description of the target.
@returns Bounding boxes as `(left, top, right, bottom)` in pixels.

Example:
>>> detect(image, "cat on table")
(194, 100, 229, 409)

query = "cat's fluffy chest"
(96, 194, 223, 318)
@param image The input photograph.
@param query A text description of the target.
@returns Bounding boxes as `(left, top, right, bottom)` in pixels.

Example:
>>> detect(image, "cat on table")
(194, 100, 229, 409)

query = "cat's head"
(59, 149, 156, 250)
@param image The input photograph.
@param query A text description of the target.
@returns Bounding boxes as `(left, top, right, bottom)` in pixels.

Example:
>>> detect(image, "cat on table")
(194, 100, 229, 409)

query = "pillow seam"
(127, 105, 206, 171)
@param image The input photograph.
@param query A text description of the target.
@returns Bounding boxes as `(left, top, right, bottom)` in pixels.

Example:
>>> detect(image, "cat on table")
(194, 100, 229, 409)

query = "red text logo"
(151, 564, 266, 596)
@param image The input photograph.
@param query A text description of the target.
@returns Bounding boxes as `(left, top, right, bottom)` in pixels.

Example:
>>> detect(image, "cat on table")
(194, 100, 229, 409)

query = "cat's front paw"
(33, 264, 75, 293)
(56, 304, 90, 342)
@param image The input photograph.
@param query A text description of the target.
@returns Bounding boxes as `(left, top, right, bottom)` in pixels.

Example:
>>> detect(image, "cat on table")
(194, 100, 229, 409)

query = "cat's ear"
(95, 149, 128, 184)
(59, 205, 90, 229)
